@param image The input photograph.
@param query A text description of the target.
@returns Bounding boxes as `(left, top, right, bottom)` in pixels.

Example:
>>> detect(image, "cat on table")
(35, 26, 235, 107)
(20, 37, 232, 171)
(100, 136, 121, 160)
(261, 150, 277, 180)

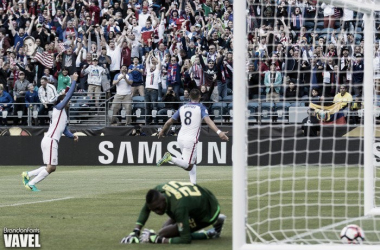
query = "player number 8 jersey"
(172, 103, 209, 142)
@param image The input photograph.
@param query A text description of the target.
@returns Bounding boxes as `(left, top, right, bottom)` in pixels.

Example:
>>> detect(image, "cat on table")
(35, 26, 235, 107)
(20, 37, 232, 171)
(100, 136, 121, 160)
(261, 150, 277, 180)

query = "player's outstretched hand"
(139, 229, 159, 243)
(120, 232, 140, 244)
(73, 134, 79, 142)
(219, 131, 229, 141)
(72, 72, 79, 81)
(157, 130, 165, 139)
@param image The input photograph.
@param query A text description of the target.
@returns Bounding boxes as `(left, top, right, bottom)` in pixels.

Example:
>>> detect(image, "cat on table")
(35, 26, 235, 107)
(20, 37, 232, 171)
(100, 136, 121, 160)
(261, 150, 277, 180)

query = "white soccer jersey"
(114, 73, 132, 95)
(145, 68, 161, 90)
(172, 103, 209, 143)
(45, 108, 68, 142)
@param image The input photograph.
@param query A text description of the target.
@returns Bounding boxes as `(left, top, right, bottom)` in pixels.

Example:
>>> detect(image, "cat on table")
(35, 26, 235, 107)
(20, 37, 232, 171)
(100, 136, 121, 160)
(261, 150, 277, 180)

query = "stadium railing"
(0, 94, 370, 127)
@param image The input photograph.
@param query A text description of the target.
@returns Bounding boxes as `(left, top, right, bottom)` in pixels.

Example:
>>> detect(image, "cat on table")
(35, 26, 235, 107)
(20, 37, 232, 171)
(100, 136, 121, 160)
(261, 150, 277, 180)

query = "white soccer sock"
(189, 164, 197, 184)
(170, 157, 189, 169)
(27, 166, 46, 177)
(28, 169, 49, 186)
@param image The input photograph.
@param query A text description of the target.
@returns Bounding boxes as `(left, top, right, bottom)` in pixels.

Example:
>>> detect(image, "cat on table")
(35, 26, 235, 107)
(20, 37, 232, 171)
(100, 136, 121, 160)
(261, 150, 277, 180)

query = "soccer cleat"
(156, 152, 172, 166)
(211, 214, 226, 238)
(21, 172, 30, 186)
(25, 184, 40, 192)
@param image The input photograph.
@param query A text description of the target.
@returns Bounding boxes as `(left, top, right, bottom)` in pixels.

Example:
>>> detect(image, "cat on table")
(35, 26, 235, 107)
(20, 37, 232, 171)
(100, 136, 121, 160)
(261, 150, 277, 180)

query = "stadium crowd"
(0, 0, 378, 126)
(246, 0, 376, 112)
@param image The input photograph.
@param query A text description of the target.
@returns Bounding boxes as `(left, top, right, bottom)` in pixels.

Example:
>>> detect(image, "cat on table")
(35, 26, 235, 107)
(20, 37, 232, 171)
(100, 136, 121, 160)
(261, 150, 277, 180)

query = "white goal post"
(233, 0, 380, 249)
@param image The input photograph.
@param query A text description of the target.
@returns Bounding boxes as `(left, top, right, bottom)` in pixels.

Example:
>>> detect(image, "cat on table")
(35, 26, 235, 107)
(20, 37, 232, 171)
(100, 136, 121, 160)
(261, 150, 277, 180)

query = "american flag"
(34, 52, 54, 69)
(57, 42, 67, 53)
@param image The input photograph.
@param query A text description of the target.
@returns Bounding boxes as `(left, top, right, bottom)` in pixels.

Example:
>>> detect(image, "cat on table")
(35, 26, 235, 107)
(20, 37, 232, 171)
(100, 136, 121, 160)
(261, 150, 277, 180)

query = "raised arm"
(198, 52, 206, 69)
(145, 52, 152, 71)
(8, 15, 16, 37)
(177, 49, 183, 66)
(62, 11, 68, 29)
(116, 33, 125, 47)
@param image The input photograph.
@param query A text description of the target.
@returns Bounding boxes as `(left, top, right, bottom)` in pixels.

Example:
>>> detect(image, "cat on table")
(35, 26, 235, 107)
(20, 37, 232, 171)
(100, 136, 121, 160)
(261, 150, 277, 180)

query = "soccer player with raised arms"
(22, 73, 79, 192)
(120, 181, 226, 244)
(157, 88, 229, 184)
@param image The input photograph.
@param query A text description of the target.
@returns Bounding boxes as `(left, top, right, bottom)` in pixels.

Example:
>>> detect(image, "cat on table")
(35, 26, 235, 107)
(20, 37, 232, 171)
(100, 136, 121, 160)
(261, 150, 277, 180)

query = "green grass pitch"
(0, 166, 233, 250)
(1, 165, 379, 248)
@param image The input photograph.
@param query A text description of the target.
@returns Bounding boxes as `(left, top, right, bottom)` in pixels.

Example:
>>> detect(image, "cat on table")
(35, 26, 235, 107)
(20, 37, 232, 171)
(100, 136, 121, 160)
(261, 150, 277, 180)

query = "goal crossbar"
(321, 0, 380, 13)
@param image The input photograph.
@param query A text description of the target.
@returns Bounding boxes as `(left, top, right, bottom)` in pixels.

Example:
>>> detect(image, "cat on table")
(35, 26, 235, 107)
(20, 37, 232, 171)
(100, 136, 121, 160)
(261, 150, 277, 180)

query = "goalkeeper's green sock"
(170, 157, 189, 169)
(191, 232, 209, 240)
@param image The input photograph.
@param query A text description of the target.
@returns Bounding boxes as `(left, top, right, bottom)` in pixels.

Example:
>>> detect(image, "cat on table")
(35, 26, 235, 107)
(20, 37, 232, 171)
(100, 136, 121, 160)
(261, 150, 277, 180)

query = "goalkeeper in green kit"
(120, 181, 226, 244)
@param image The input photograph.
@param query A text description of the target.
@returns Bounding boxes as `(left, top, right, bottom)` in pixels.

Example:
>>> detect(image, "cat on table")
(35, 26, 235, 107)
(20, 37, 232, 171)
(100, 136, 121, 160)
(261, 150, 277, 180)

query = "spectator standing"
(57, 68, 72, 95)
(144, 52, 161, 124)
(200, 84, 215, 109)
(61, 46, 78, 76)
(264, 63, 282, 102)
(338, 47, 352, 87)
(248, 63, 260, 99)
(0, 84, 13, 126)
(352, 53, 364, 96)
(98, 46, 112, 97)
(189, 55, 204, 88)
(25, 83, 40, 125)
(105, 40, 122, 81)
(167, 53, 183, 97)
(128, 57, 145, 97)
(84, 57, 105, 107)
(13, 71, 29, 125)
(38, 77, 58, 126)
(158, 86, 180, 123)
(8, 15, 34, 47)
(198, 50, 224, 102)
(0, 62, 11, 93)
(111, 65, 133, 125)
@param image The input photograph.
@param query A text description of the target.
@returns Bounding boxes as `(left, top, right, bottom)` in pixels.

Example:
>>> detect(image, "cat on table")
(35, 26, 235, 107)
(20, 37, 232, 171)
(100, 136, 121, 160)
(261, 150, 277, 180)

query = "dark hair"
(146, 189, 160, 205)
(55, 94, 66, 105)
(190, 88, 201, 101)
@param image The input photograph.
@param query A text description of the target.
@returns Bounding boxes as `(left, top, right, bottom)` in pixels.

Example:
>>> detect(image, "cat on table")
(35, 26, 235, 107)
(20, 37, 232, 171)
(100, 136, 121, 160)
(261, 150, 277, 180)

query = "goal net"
(233, 0, 380, 249)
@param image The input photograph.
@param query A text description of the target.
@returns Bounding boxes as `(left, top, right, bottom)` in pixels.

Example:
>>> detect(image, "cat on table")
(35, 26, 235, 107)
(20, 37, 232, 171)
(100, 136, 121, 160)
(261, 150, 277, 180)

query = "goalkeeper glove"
(139, 229, 165, 244)
(120, 229, 140, 244)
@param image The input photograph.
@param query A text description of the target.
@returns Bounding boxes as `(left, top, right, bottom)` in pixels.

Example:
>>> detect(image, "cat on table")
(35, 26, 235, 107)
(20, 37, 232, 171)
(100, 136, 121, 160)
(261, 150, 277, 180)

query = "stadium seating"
(211, 102, 228, 121)
(275, 102, 291, 123)
(248, 102, 259, 121)
(260, 102, 276, 122)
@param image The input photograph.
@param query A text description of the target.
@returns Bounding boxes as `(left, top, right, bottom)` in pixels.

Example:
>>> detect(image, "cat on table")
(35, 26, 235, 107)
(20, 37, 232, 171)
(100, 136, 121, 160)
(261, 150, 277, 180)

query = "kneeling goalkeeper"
(121, 181, 226, 244)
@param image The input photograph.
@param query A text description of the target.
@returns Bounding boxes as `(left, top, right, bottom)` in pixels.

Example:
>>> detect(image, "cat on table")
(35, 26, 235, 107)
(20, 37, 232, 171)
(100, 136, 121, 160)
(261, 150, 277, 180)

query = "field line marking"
(0, 197, 74, 208)
(278, 215, 369, 243)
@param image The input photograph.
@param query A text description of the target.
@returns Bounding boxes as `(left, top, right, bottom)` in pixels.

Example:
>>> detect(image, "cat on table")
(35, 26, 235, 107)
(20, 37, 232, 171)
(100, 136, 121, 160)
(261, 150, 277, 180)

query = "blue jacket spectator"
(0, 85, 13, 126)
(25, 84, 40, 109)
(128, 59, 144, 84)
(0, 86, 13, 109)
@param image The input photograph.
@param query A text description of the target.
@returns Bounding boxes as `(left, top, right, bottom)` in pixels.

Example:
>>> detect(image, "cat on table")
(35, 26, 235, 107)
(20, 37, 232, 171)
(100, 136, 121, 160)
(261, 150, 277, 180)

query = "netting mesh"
(244, 0, 380, 245)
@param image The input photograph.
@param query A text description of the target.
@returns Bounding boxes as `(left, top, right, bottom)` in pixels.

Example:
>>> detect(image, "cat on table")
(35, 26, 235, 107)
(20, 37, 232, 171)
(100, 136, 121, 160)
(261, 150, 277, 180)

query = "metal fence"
(0, 92, 371, 127)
